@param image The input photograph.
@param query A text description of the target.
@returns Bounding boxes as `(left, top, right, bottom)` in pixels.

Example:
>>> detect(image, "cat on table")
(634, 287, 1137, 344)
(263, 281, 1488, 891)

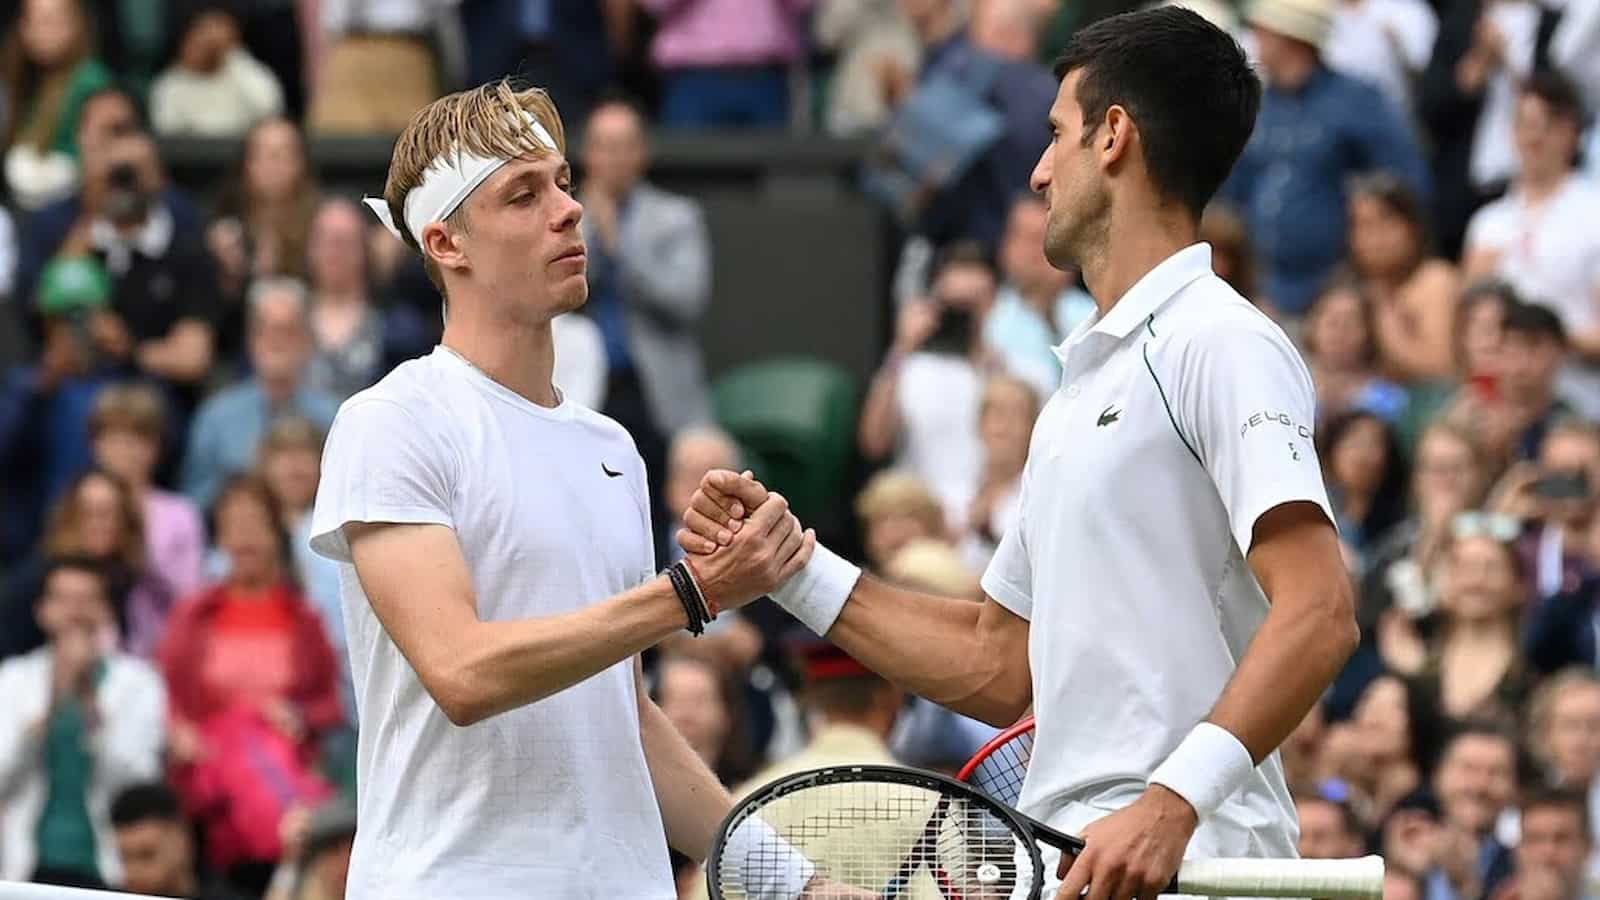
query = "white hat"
(1245, 0, 1334, 49)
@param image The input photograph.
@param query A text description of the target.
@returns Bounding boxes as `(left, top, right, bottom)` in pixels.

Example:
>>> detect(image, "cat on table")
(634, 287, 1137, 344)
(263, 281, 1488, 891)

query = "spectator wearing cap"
(638, 0, 814, 129)
(1296, 793, 1369, 858)
(0, 557, 166, 887)
(734, 639, 902, 792)
(0, 255, 113, 565)
(1222, 0, 1429, 316)
(1463, 73, 1600, 420)
(110, 782, 246, 900)
(180, 278, 339, 512)
(1422, 723, 1518, 900)
(149, 5, 285, 138)
(89, 383, 207, 606)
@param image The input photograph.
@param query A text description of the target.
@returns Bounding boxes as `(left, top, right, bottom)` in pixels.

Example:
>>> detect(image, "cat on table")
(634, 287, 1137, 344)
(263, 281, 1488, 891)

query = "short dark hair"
(1520, 69, 1587, 129)
(75, 85, 143, 137)
(929, 239, 997, 283)
(1439, 719, 1518, 762)
(1053, 6, 1261, 218)
(38, 555, 110, 607)
(110, 782, 183, 828)
(1298, 793, 1365, 842)
(1521, 786, 1591, 839)
(1503, 301, 1568, 346)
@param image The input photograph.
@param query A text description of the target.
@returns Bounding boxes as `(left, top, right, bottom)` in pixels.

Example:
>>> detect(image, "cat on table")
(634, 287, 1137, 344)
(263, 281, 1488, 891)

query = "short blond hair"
(854, 471, 945, 532)
(884, 538, 980, 599)
(90, 383, 166, 439)
(381, 81, 568, 296)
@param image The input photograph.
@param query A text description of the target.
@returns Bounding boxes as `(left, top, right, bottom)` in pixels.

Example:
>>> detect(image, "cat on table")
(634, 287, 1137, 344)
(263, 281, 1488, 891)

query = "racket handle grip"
(1168, 854, 1385, 898)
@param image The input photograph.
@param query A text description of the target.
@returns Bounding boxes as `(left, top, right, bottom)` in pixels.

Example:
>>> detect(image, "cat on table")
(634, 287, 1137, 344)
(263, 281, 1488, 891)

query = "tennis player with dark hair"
(308, 82, 827, 899)
(682, 8, 1358, 900)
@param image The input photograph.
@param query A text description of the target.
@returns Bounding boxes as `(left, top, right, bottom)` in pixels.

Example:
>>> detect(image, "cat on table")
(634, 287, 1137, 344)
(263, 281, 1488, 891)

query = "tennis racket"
(707, 764, 1384, 900)
(957, 715, 1036, 808)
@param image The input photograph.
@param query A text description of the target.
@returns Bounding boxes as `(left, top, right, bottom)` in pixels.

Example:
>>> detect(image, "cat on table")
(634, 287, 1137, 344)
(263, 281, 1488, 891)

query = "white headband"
(363, 113, 558, 248)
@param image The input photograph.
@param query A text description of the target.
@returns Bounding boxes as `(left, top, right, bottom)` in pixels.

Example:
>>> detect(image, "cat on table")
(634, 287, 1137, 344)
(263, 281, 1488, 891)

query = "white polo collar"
(1075, 242, 1215, 344)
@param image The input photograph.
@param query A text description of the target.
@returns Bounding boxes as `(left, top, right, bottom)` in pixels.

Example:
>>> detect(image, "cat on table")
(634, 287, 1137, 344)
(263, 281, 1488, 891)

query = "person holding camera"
(859, 241, 999, 524)
(1488, 419, 1600, 601)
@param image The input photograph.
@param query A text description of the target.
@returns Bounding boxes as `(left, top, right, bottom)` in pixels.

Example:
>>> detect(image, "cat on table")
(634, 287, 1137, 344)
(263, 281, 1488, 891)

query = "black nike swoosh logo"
(602, 463, 623, 478)
(1097, 406, 1121, 427)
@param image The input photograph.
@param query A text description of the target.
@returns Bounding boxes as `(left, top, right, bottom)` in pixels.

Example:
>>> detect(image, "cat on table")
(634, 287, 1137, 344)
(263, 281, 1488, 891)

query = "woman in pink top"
(89, 384, 207, 606)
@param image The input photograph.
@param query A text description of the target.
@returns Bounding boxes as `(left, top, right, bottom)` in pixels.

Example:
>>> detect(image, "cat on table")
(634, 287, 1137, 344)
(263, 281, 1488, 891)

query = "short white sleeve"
(980, 478, 1033, 620)
(1174, 315, 1335, 556)
(1463, 200, 1512, 256)
(309, 398, 457, 562)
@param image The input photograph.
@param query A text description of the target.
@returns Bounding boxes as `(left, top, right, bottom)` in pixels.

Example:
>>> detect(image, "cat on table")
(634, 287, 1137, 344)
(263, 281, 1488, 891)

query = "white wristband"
(1147, 722, 1255, 821)
(768, 542, 861, 636)
(718, 816, 816, 900)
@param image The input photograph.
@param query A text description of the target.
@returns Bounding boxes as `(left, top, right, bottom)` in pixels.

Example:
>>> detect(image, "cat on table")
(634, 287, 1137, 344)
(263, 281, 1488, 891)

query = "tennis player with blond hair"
(308, 82, 827, 899)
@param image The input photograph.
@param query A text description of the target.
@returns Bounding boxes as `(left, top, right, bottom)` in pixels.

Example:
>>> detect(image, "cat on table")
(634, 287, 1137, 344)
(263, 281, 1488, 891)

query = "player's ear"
(422, 221, 469, 275)
(1100, 105, 1136, 170)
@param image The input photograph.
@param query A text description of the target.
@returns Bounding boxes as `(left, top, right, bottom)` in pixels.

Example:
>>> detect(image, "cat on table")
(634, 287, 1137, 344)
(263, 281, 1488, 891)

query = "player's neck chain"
(441, 343, 563, 406)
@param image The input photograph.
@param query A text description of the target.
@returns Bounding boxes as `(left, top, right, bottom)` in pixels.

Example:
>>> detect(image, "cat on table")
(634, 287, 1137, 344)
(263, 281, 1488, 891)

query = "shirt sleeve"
(308, 398, 456, 563)
(1173, 311, 1336, 556)
(980, 475, 1033, 620)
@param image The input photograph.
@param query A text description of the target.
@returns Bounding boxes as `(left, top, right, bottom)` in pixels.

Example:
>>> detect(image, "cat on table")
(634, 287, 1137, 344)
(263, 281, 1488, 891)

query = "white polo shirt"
(981, 244, 1334, 864)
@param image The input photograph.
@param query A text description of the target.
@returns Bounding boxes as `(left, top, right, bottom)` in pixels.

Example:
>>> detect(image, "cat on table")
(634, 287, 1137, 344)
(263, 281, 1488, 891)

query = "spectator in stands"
(965, 374, 1038, 567)
(1322, 0, 1438, 115)
(1356, 422, 1489, 676)
(0, 468, 172, 662)
(0, 0, 112, 210)
(210, 117, 320, 312)
(1526, 544, 1600, 675)
(903, 0, 968, 75)
(1347, 173, 1463, 383)
(181, 278, 339, 512)
(11, 88, 205, 319)
(461, 0, 624, 132)
(1446, 301, 1569, 471)
(579, 97, 713, 532)
(255, 415, 351, 728)
(1423, 724, 1518, 900)
(983, 194, 1094, 397)
(1296, 794, 1369, 858)
(1381, 519, 1533, 724)
(1320, 409, 1411, 557)
(0, 557, 166, 887)
(0, 259, 113, 565)
(1509, 789, 1593, 900)
(1462, 73, 1600, 420)
(655, 652, 754, 786)
(308, 0, 451, 135)
(1328, 674, 1423, 826)
(854, 470, 949, 572)
(149, 5, 285, 138)
(639, 0, 813, 128)
(1303, 280, 1410, 425)
(90, 383, 206, 605)
(860, 242, 995, 521)
(734, 638, 901, 790)
(111, 782, 245, 900)
(882, 535, 981, 599)
(1382, 792, 1446, 888)
(1527, 672, 1600, 810)
(663, 426, 743, 566)
(1489, 420, 1600, 601)
(915, 0, 1058, 248)
(160, 476, 341, 895)
(815, 0, 921, 135)
(1200, 202, 1266, 311)
(304, 198, 408, 401)
(263, 795, 356, 900)
(1223, 0, 1429, 316)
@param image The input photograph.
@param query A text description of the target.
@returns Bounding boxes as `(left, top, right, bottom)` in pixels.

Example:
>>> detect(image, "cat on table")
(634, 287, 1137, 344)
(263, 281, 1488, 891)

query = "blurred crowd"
(2, 0, 1600, 899)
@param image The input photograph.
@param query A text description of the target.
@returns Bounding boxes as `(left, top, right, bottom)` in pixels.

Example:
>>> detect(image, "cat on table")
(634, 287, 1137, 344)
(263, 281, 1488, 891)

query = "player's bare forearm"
(348, 521, 690, 726)
(823, 577, 1032, 727)
(638, 661, 732, 861)
(1208, 502, 1359, 762)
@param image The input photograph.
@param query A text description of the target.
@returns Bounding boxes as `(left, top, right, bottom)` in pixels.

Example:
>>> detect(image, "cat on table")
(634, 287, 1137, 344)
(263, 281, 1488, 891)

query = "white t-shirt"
(309, 346, 674, 900)
(1324, 0, 1438, 113)
(1468, 0, 1540, 189)
(982, 244, 1332, 875)
(896, 351, 984, 524)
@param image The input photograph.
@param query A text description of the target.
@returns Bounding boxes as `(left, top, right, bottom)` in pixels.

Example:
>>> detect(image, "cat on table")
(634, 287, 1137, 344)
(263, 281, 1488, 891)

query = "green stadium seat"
(711, 357, 860, 535)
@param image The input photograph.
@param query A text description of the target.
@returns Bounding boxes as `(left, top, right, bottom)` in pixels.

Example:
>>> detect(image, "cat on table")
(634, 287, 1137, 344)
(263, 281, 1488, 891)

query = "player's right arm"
(680, 472, 1033, 727)
(313, 399, 811, 727)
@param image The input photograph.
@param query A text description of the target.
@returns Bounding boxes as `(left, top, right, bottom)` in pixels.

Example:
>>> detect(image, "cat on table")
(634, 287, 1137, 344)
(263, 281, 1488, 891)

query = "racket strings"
(716, 781, 1034, 899)
(966, 730, 1034, 808)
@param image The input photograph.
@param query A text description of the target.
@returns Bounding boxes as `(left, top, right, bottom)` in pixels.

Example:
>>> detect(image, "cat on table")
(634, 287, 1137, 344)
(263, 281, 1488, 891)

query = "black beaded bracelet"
(665, 563, 705, 636)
